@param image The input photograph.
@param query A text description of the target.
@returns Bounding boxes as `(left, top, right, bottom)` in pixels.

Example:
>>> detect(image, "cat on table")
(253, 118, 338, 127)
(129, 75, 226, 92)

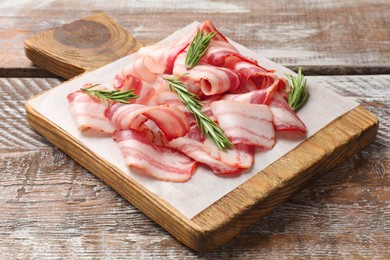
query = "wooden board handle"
(24, 13, 143, 79)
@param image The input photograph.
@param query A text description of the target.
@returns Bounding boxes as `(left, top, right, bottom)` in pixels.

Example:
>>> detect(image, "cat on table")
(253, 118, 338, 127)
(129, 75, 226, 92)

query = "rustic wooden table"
(1, 1, 389, 258)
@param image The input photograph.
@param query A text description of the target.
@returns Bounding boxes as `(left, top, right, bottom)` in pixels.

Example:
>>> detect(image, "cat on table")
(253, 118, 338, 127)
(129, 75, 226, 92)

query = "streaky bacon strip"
(67, 87, 116, 134)
(222, 89, 307, 133)
(198, 20, 229, 42)
(267, 92, 307, 133)
(106, 103, 189, 141)
(169, 127, 253, 175)
(173, 52, 240, 96)
(114, 74, 155, 105)
(114, 130, 196, 182)
(229, 61, 280, 94)
(114, 56, 164, 85)
(210, 100, 275, 148)
(134, 29, 195, 75)
(222, 88, 269, 104)
(202, 40, 258, 68)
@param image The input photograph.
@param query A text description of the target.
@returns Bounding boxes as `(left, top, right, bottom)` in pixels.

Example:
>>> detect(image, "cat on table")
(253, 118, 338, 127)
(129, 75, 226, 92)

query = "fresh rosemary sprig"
(286, 67, 309, 111)
(164, 75, 233, 151)
(81, 84, 138, 105)
(185, 30, 217, 69)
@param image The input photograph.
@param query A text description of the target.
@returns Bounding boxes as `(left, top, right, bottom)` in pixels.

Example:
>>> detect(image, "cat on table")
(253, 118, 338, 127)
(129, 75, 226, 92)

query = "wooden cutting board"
(24, 13, 379, 252)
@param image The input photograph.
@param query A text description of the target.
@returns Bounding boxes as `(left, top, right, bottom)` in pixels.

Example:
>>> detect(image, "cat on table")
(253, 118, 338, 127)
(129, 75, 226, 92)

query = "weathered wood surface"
(24, 13, 142, 79)
(1, 75, 388, 258)
(0, 0, 389, 76)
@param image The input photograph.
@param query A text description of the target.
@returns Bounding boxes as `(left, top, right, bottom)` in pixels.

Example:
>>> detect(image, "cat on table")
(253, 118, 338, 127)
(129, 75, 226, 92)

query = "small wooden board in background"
(24, 13, 378, 252)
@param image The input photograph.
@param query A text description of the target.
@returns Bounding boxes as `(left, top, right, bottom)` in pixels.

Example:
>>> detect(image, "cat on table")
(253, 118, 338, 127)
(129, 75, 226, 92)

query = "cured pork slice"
(222, 88, 269, 104)
(201, 40, 259, 69)
(106, 103, 189, 141)
(169, 127, 253, 175)
(114, 56, 164, 84)
(173, 52, 240, 96)
(210, 100, 275, 148)
(113, 74, 155, 105)
(222, 90, 307, 133)
(229, 61, 281, 93)
(198, 20, 229, 42)
(114, 130, 196, 182)
(67, 87, 116, 134)
(267, 92, 307, 133)
(134, 29, 195, 75)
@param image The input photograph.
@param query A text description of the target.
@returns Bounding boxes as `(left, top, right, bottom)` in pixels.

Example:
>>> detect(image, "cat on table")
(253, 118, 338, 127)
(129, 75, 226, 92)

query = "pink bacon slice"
(267, 92, 307, 133)
(67, 88, 116, 134)
(173, 52, 240, 96)
(210, 100, 275, 148)
(113, 74, 156, 105)
(114, 129, 196, 182)
(229, 61, 281, 94)
(222, 89, 307, 133)
(106, 103, 189, 141)
(198, 20, 229, 42)
(113, 56, 164, 85)
(169, 127, 253, 175)
(134, 29, 196, 75)
(202, 40, 258, 68)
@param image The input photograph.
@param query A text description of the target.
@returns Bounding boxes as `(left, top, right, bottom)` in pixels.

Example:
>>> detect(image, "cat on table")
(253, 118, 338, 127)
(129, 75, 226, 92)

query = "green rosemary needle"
(81, 84, 138, 106)
(185, 30, 217, 69)
(286, 67, 309, 111)
(164, 75, 233, 151)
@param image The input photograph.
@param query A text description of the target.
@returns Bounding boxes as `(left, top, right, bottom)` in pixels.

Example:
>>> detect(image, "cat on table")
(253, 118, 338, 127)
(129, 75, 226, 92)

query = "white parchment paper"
(28, 22, 359, 219)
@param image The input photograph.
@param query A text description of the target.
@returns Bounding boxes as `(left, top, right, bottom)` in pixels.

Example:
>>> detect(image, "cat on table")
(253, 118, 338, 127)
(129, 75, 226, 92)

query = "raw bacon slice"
(169, 129, 253, 175)
(173, 52, 240, 96)
(114, 74, 155, 105)
(106, 103, 189, 141)
(151, 90, 186, 110)
(201, 40, 258, 68)
(134, 29, 195, 75)
(230, 61, 280, 93)
(113, 56, 164, 84)
(198, 20, 229, 42)
(267, 92, 307, 133)
(222, 88, 269, 104)
(114, 130, 196, 182)
(210, 100, 275, 148)
(222, 90, 307, 133)
(67, 88, 116, 134)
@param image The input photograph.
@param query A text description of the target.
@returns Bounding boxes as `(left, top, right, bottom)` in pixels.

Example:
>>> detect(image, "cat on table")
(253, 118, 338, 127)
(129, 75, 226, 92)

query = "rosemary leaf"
(185, 30, 217, 69)
(164, 75, 232, 151)
(286, 67, 309, 111)
(81, 84, 138, 106)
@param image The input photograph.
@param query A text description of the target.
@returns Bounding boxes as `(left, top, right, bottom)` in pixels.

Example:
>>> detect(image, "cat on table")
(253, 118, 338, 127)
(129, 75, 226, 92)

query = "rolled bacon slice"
(173, 52, 240, 96)
(229, 61, 281, 94)
(106, 103, 189, 141)
(114, 129, 196, 182)
(210, 100, 275, 148)
(67, 87, 116, 134)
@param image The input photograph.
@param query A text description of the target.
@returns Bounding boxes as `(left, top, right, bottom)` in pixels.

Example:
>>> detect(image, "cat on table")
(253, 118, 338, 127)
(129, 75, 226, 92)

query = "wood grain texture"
(0, 0, 389, 76)
(24, 13, 142, 79)
(0, 75, 389, 257)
